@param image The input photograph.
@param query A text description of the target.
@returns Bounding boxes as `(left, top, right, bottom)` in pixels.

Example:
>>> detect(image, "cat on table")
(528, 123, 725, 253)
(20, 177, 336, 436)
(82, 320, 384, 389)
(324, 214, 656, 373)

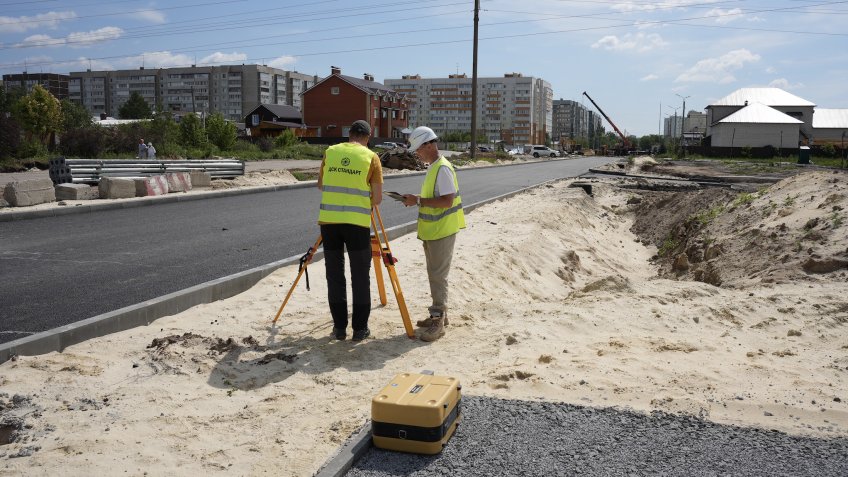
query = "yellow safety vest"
(418, 157, 465, 240)
(318, 142, 373, 228)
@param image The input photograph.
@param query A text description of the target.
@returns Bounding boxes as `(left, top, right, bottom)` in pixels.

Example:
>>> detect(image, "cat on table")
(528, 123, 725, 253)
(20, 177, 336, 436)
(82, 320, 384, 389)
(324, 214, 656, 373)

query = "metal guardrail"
(48, 157, 246, 185)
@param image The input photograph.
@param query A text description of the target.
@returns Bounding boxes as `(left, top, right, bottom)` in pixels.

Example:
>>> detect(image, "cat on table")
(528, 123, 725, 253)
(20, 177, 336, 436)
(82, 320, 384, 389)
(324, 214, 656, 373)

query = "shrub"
(206, 112, 237, 150)
(179, 113, 206, 147)
(257, 137, 274, 152)
(274, 129, 298, 148)
(61, 127, 110, 157)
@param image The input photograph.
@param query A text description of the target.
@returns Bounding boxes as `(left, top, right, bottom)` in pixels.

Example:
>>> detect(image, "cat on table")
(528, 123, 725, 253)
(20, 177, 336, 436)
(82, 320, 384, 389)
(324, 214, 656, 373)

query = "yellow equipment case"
(371, 372, 461, 454)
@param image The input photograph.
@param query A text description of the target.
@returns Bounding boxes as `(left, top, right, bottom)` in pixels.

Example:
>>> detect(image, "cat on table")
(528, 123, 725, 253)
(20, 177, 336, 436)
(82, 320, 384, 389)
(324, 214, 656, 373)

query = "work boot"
(416, 312, 448, 328)
(352, 328, 370, 342)
(331, 327, 346, 340)
(419, 317, 445, 342)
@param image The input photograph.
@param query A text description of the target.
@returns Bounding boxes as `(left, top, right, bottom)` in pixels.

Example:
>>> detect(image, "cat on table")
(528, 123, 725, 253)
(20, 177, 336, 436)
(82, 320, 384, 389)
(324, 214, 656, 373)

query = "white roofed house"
(709, 102, 803, 151)
(706, 87, 816, 148)
(812, 109, 848, 148)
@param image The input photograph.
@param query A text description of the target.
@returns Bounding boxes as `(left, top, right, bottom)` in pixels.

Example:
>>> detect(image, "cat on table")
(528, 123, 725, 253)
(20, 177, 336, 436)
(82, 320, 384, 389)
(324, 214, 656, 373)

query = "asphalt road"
(0, 157, 612, 343)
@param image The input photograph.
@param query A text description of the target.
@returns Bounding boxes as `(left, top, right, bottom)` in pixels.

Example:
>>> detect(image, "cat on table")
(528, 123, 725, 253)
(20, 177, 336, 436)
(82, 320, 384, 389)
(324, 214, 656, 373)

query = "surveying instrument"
(271, 206, 414, 338)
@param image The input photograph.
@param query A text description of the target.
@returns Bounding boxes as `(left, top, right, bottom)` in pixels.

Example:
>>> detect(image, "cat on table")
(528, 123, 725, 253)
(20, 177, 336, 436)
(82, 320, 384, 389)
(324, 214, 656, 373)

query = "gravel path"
(347, 396, 848, 477)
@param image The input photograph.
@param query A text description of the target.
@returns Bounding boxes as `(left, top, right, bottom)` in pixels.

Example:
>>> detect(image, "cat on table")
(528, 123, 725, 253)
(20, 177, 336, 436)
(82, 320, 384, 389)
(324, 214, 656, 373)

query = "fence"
(48, 157, 245, 185)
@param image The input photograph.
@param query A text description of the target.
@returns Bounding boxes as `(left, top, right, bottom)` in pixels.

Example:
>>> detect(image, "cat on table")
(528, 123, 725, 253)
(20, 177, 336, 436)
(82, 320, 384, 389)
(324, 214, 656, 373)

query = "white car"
(527, 145, 559, 158)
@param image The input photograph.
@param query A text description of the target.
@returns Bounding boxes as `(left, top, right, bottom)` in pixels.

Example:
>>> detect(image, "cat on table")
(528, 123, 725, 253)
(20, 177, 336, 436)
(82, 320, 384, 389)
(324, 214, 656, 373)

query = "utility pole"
(470, 0, 480, 159)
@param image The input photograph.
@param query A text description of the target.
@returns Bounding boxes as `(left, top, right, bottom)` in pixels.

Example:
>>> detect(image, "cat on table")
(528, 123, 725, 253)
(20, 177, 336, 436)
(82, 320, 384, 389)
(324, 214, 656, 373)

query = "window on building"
(373, 108, 378, 119)
(252, 114, 259, 126)
(331, 87, 340, 95)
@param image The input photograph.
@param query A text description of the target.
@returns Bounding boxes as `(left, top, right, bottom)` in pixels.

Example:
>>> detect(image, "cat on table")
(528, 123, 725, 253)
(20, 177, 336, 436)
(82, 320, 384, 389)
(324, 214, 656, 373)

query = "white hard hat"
(408, 126, 438, 152)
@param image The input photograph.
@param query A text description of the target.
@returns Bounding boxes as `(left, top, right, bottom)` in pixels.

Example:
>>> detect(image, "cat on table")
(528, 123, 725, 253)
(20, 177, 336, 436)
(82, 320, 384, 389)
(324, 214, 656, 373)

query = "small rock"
(764, 411, 774, 417)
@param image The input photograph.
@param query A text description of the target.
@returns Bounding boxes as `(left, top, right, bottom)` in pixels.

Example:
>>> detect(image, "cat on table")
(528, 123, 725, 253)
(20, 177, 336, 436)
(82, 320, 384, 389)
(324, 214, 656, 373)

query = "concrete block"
(3, 178, 56, 207)
(189, 171, 212, 188)
(166, 172, 193, 192)
(135, 175, 170, 197)
(98, 177, 136, 199)
(55, 183, 98, 201)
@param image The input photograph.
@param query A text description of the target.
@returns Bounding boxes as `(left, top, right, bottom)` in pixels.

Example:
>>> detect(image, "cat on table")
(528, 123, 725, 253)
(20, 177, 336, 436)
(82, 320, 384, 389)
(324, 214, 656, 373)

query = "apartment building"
(385, 72, 553, 145)
(2, 73, 69, 99)
(68, 65, 318, 121)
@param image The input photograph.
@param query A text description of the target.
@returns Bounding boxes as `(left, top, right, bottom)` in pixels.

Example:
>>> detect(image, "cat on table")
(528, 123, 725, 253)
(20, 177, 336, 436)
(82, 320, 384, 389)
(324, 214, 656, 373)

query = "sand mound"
(631, 170, 848, 287)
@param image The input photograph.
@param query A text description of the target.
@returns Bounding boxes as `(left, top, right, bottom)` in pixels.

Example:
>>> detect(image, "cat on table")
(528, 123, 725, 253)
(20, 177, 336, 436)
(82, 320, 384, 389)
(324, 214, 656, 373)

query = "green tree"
(179, 113, 206, 147)
(12, 84, 62, 145)
(205, 112, 236, 150)
(60, 99, 92, 131)
(118, 91, 152, 119)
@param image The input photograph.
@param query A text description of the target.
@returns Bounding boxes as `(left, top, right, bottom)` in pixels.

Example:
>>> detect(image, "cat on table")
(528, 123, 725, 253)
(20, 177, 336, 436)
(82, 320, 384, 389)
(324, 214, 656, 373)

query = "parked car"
(526, 145, 559, 158)
(375, 142, 404, 150)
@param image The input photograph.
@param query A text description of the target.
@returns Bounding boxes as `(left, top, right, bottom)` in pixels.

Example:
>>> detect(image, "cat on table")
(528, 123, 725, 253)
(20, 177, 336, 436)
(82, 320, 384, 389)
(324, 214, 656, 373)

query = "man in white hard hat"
(402, 126, 465, 342)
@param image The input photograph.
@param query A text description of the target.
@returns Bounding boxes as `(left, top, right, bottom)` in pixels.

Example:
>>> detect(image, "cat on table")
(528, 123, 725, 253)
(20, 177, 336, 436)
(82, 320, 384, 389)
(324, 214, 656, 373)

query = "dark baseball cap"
(350, 120, 371, 135)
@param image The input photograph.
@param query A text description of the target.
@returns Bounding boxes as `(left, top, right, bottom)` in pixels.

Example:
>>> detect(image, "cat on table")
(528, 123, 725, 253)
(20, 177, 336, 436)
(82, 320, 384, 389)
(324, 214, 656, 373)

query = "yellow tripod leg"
(272, 235, 322, 325)
(371, 235, 388, 306)
(372, 207, 415, 338)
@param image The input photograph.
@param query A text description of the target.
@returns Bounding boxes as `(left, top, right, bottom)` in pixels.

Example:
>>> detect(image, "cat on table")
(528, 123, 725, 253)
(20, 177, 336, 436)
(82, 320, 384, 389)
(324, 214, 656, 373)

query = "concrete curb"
(0, 177, 557, 364)
(313, 423, 373, 477)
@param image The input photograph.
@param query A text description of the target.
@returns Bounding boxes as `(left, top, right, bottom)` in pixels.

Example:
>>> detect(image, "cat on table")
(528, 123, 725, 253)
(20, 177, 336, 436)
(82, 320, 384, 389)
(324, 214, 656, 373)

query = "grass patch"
(730, 192, 755, 209)
(658, 236, 679, 257)
(689, 204, 726, 227)
(291, 170, 319, 181)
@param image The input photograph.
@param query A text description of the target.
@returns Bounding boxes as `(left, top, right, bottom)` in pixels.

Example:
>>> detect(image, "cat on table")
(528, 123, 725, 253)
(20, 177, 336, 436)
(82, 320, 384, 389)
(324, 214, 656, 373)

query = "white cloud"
(113, 51, 253, 69)
(13, 27, 123, 48)
(127, 51, 193, 68)
(200, 52, 248, 64)
(768, 78, 803, 90)
(67, 27, 123, 47)
(15, 34, 65, 48)
(268, 55, 297, 69)
(641, 74, 659, 81)
(765, 66, 777, 74)
(705, 8, 743, 24)
(136, 10, 166, 24)
(611, 1, 722, 13)
(675, 48, 761, 84)
(592, 32, 667, 52)
(0, 11, 77, 33)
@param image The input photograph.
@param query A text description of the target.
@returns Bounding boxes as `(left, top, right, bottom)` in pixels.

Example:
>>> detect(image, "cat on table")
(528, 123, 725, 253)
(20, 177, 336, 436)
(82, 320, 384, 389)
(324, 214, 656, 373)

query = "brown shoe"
(416, 313, 449, 328)
(419, 317, 445, 342)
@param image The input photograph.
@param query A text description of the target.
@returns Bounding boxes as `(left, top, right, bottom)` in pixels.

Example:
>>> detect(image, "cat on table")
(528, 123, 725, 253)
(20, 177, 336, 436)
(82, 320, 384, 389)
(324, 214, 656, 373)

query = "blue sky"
(1, 0, 846, 136)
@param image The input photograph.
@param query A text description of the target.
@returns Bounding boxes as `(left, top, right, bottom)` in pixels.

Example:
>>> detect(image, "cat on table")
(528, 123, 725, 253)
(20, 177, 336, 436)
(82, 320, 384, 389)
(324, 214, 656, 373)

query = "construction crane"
(582, 91, 631, 154)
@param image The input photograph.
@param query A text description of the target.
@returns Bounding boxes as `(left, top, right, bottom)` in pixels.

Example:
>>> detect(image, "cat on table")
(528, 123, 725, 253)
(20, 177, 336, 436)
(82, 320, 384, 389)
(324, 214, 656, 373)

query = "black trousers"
(320, 223, 372, 331)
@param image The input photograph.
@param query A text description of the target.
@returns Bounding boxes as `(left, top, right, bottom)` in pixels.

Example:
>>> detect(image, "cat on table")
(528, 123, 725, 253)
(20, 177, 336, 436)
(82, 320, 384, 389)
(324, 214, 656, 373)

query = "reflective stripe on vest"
(318, 142, 373, 228)
(417, 157, 466, 241)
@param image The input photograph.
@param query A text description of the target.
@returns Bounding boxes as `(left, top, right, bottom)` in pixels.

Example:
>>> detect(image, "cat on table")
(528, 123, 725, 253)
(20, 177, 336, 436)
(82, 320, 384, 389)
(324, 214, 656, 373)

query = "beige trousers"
(422, 233, 457, 317)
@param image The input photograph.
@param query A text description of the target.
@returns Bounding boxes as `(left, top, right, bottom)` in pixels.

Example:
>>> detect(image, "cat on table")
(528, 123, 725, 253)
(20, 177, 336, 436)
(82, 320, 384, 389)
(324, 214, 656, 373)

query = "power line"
(2, 0, 846, 71)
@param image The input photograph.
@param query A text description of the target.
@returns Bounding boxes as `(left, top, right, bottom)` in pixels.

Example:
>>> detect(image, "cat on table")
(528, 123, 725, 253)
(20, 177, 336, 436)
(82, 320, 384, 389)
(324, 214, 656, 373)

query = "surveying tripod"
(271, 206, 414, 339)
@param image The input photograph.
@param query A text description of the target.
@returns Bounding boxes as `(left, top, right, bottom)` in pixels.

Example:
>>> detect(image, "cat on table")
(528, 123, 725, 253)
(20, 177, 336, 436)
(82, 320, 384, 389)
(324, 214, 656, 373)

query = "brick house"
(302, 66, 408, 140)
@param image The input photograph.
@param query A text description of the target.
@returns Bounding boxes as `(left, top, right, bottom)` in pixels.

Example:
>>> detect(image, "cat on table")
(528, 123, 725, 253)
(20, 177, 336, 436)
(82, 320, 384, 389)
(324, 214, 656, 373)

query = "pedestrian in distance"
(137, 138, 147, 159)
(401, 126, 465, 342)
(317, 120, 383, 342)
(146, 142, 156, 159)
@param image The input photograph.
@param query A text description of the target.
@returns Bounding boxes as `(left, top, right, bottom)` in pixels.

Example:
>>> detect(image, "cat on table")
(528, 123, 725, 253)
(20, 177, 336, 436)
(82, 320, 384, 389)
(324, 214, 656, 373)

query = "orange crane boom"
(582, 91, 631, 150)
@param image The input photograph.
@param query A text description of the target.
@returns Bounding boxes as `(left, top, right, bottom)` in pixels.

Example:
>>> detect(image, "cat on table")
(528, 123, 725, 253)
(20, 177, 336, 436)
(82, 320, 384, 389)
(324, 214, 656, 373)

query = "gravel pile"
(346, 395, 848, 476)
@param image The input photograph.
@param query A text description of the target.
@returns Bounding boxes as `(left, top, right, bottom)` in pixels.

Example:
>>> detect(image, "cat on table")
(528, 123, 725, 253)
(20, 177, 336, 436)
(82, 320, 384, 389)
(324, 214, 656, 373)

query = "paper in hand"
(384, 191, 405, 201)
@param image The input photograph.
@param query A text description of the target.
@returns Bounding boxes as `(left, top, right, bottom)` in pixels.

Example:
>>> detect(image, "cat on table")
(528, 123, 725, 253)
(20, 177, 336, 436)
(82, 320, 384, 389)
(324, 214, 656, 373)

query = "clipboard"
(385, 191, 406, 201)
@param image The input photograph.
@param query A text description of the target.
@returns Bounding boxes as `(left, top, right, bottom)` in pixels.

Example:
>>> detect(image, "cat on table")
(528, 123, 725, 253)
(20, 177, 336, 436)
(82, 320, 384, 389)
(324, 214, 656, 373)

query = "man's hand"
(402, 194, 419, 207)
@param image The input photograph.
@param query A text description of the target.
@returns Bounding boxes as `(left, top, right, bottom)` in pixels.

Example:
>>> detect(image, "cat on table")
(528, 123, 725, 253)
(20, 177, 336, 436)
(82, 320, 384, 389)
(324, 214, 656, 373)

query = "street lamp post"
(676, 93, 691, 157)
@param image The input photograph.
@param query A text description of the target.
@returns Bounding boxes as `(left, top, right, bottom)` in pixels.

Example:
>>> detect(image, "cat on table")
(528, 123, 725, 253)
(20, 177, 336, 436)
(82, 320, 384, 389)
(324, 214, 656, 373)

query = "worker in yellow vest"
(317, 120, 383, 341)
(402, 126, 465, 342)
